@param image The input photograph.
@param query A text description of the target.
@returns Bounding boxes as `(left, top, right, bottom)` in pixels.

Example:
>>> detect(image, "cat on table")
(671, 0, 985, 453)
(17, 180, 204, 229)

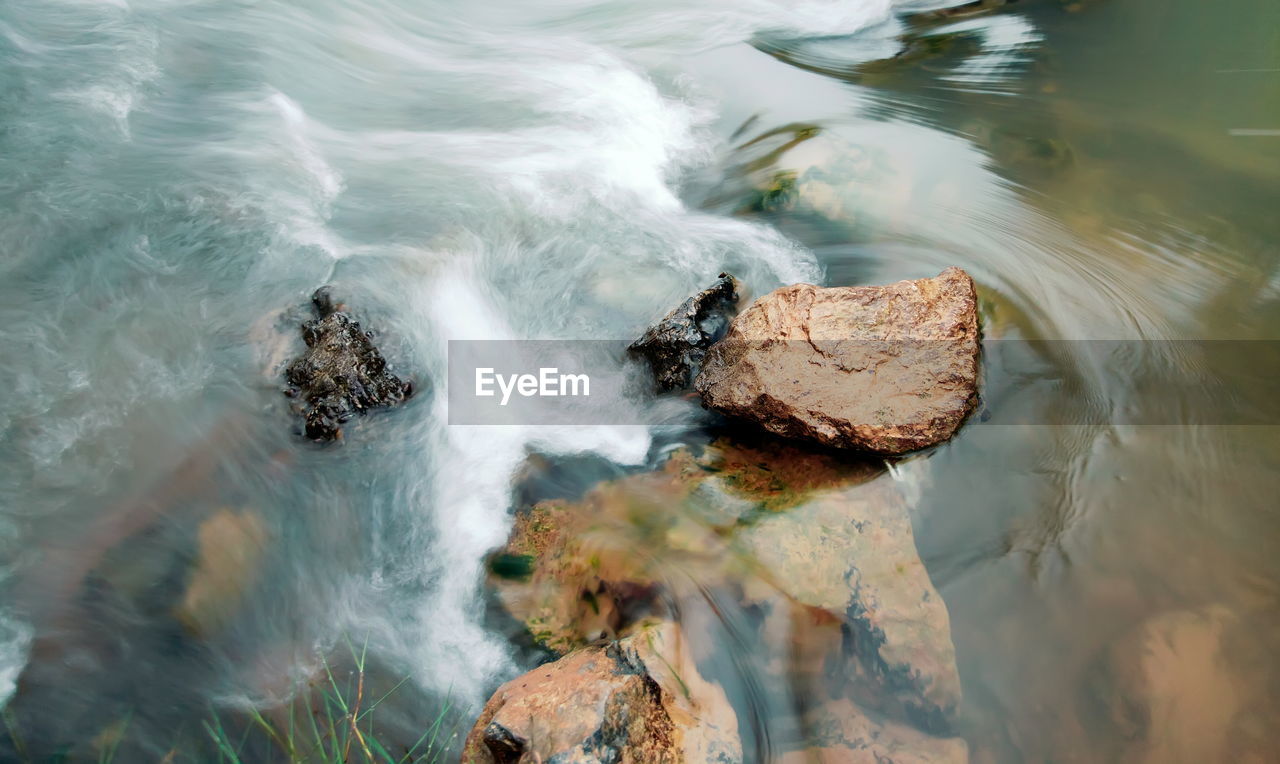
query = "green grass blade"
(99, 711, 132, 764)
(355, 675, 410, 723)
(202, 719, 243, 764)
(403, 697, 452, 764)
(367, 734, 397, 764)
(301, 692, 327, 760)
(321, 660, 350, 715)
(248, 707, 295, 759)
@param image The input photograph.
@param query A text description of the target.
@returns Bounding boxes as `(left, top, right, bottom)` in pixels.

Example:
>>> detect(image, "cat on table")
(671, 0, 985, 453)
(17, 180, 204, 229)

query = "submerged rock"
(283, 287, 413, 441)
(738, 474, 962, 730)
(489, 436, 961, 737)
(174, 507, 268, 636)
(781, 698, 968, 764)
(489, 438, 879, 655)
(492, 498, 645, 654)
(491, 459, 702, 654)
(628, 273, 741, 392)
(728, 132, 889, 231)
(462, 622, 741, 764)
(695, 268, 979, 454)
(1100, 605, 1275, 763)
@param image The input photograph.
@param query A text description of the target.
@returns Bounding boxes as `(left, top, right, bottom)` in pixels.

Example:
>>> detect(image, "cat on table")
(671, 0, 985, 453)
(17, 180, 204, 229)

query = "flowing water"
(1, 0, 1278, 760)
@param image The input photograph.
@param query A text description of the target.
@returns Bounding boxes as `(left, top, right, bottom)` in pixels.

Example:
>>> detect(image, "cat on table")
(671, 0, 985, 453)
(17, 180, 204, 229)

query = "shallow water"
(1, 0, 1278, 760)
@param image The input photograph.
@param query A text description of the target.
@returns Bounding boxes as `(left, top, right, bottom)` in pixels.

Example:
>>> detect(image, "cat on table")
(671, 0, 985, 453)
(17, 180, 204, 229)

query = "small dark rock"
(283, 287, 413, 441)
(628, 273, 741, 392)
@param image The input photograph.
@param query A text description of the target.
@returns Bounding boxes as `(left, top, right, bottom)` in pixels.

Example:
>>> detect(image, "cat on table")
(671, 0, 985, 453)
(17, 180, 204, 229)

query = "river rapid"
(1, 0, 1278, 760)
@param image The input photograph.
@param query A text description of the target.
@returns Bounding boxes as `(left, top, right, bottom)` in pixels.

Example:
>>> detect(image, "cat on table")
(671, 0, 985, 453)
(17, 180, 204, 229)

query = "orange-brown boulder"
(461, 623, 740, 763)
(695, 268, 979, 454)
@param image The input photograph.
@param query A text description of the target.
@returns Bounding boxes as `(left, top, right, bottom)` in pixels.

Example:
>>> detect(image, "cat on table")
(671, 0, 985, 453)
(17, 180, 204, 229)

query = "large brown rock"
(695, 268, 979, 454)
(462, 622, 740, 763)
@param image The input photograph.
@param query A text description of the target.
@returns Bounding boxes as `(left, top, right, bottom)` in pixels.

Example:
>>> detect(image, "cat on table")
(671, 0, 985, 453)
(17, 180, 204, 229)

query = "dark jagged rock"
(628, 274, 741, 392)
(283, 287, 413, 441)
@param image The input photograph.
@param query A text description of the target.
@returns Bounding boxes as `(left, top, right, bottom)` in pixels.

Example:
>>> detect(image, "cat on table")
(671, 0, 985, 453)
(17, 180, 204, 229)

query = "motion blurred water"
(1, 0, 1277, 760)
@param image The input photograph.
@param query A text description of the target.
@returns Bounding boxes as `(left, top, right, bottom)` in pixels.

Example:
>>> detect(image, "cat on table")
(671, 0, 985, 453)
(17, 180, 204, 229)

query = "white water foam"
(0, 609, 31, 706)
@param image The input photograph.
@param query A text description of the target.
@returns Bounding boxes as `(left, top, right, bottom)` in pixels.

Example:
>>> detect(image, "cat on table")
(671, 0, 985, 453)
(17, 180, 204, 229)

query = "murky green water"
(698, 0, 1280, 759)
(1, 0, 1277, 760)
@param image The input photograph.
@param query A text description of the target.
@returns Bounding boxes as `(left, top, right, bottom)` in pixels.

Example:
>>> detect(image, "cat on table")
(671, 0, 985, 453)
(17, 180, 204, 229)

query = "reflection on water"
(1, 0, 1278, 760)
(698, 0, 1280, 759)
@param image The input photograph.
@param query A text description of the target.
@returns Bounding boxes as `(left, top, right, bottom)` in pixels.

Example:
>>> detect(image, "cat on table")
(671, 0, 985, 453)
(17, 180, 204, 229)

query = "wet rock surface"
(462, 622, 741, 764)
(695, 268, 979, 454)
(628, 273, 741, 392)
(283, 287, 413, 441)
